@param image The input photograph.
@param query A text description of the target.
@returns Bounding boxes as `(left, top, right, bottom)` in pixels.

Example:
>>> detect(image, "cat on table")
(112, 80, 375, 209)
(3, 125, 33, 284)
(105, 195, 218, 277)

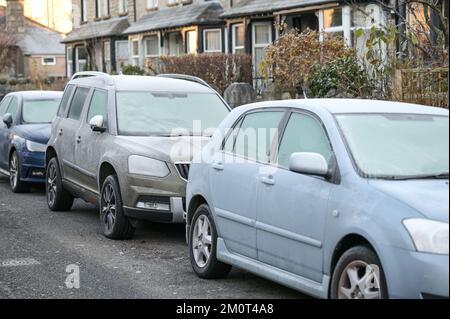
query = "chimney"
(6, 0, 25, 34)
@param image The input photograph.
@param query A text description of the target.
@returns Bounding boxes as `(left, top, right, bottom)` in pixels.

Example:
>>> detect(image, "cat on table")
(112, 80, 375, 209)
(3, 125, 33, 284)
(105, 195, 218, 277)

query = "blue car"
(186, 99, 449, 299)
(0, 91, 62, 192)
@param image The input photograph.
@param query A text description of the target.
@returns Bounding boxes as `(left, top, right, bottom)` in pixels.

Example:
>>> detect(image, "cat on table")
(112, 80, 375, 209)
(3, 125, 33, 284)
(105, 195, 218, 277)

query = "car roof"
(70, 75, 215, 94)
(9, 91, 63, 100)
(242, 99, 449, 116)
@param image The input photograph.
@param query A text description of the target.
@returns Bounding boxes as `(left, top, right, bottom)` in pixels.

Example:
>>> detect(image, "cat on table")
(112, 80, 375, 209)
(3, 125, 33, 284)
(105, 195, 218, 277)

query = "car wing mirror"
(2, 113, 13, 128)
(289, 152, 330, 178)
(89, 115, 106, 133)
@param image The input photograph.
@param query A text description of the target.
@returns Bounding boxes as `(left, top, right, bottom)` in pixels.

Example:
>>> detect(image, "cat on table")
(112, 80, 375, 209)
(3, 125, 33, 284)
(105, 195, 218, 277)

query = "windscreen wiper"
(389, 172, 450, 180)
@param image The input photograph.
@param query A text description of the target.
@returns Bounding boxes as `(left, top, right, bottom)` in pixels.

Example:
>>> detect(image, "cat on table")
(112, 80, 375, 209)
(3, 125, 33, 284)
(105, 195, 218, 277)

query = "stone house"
(1, 0, 66, 80)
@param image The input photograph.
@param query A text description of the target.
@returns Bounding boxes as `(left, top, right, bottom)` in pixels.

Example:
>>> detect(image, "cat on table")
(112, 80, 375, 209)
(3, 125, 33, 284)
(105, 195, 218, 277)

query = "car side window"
(234, 111, 284, 163)
(0, 96, 12, 116)
(223, 118, 243, 153)
(6, 97, 19, 123)
(58, 84, 75, 117)
(68, 87, 90, 121)
(278, 112, 333, 169)
(87, 89, 108, 125)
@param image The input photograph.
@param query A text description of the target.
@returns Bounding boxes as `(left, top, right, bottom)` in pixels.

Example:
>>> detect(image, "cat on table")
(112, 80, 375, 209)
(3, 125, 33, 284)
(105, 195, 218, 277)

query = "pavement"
(0, 175, 306, 299)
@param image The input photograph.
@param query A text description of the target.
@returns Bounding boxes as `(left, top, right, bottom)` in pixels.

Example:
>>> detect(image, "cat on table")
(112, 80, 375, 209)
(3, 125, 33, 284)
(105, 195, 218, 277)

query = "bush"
(308, 55, 373, 98)
(0, 77, 7, 85)
(8, 78, 17, 86)
(261, 29, 355, 97)
(159, 53, 252, 95)
(121, 64, 146, 75)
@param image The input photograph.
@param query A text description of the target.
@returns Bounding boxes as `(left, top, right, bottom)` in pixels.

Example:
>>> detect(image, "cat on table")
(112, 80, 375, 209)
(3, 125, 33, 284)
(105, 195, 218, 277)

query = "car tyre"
(9, 151, 31, 193)
(100, 175, 135, 240)
(331, 245, 388, 299)
(46, 157, 74, 211)
(189, 204, 231, 279)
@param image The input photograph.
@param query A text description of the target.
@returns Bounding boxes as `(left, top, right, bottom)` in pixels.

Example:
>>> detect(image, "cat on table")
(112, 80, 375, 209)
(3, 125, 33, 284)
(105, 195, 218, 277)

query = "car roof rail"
(156, 74, 213, 89)
(71, 71, 114, 85)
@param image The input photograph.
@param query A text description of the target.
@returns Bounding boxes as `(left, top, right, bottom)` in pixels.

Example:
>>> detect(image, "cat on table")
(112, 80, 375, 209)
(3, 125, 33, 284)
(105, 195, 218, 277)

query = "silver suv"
(45, 72, 230, 239)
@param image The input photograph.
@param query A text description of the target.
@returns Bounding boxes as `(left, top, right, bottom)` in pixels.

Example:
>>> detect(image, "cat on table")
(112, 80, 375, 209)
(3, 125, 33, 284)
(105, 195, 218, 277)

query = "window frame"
(67, 86, 91, 121)
(144, 34, 160, 57)
(232, 23, 245, 54)
(41, 56, 56, 66)
(203, 28, 223, 53)
(81, 0, 88, 22)
(221, 108, 288, 164)
(147, 0, 158, 10)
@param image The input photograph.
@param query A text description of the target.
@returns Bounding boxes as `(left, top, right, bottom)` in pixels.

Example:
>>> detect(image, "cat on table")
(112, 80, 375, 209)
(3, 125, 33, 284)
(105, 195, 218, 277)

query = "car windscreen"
(22, 99, 61, 124)
(115, 91, 229, 136)
(335, 113, 449, 179)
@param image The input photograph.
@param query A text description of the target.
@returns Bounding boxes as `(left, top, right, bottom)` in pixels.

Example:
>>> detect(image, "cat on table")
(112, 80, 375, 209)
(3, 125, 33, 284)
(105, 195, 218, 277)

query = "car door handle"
(212, 162, 224, 171)
(76, 136, 81, 144)
(260, 175, 275, 186)
(58, 129, 63, 136)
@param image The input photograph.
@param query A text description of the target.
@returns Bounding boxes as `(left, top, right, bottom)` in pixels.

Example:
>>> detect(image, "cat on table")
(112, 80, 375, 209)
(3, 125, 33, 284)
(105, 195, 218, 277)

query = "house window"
(81, 0, 87, 22)
(103, 41, 111, 73)
(75, 47, 88, 72)
(166, 0, 178, 6)
(42, 56, 56, 66)
(115, 40, 129, 73)
(96, 0, 110, 18)
(145, 35, 159, 57)
(131, 40, 140, 65)
(232, 24, 245, 54)
(147, 0, 158, 9)
(252, 22, 272, 78)
(119, 0, 128, 14)
(67, 47, 73, 77)
(186, 31, 197, 54)
(168, 32, 182, 56)
(320, 6, 351, 46)
(203, 29, 222, 53)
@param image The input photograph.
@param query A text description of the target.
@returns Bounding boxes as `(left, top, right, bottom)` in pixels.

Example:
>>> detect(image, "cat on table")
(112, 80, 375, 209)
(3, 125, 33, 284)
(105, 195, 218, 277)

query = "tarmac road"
(0, 175, 306, 299)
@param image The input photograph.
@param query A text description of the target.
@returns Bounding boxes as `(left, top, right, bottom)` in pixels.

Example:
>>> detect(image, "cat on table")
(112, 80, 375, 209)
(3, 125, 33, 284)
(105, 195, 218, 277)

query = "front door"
(209, 110, 285, 260)
(256, 111, 336, 283)
(75, 89, 109, 194)
(58, 86, 91, 185)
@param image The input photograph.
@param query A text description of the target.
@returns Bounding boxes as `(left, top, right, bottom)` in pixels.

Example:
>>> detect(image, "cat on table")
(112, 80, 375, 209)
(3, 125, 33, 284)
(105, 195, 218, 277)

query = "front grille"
(175, 163, 191, 180)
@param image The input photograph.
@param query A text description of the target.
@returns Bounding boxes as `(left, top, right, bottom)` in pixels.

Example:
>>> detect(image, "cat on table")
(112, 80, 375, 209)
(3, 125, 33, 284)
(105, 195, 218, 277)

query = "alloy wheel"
(102, 184, 117, 232)
(47, 163, 57, 206)
(338, 260, 381, 299)
(192, 215, 213, 268)
(9, 154, 18, 189)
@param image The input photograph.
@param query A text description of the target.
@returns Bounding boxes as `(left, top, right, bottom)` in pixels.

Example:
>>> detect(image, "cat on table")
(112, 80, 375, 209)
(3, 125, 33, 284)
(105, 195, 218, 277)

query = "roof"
(124, 2, 224, 35)
(62, 17, 129, 43)
(7, 91, 63, 100)
(240, 99, 450, 115)
(222, 0, 335, 18)
(17, 19, 65, 55)
(70, 75, 215, 94)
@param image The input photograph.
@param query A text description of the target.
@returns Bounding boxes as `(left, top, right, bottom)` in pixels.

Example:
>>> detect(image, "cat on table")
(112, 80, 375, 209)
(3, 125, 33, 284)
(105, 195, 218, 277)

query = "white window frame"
(144, 34, 160, 57)
(186, 30, 197, 55)
(203, 28, 223, 53)
(81, 0, 88, 22)
(232, 24, 245, 53)
(131, 39, 141, 66)
(103, 41, 111, 62)
(147, 0, 159, 9)
(67, 47, 73, 77)
(41, 56, 56, 66)
(319, 6, 352, 46)
(119, 0, 128, 14)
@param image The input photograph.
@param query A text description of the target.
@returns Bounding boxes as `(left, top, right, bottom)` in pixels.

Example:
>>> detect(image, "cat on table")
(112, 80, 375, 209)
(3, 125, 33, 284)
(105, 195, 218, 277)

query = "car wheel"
(9, 151, 31, 193)
(100, 175, 135, 240)
(189, 204, 231, 279)
(331, 245, 388, 299)
(46, 157, 74, 211)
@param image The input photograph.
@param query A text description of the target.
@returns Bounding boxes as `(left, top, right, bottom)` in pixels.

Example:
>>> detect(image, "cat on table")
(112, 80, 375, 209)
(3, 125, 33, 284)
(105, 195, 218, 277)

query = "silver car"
(186, 99, 449, 299)
(46, 72, 230, 239)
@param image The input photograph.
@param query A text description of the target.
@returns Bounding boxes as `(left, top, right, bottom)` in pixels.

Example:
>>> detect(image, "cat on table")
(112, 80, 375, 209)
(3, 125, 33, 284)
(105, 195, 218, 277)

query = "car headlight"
(128, 155, 170, 178)
(403, 218, 449, 255)
(26, 140, 46, 153)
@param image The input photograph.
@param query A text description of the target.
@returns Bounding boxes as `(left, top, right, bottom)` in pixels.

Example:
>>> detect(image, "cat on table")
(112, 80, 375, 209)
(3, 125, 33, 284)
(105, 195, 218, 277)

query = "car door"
(75, 88, 109, 194)
(58, 86, 91, 185)
(0, 96, 12, 170)
(209, 110, 285, 260)
(256, 110, 336, 283)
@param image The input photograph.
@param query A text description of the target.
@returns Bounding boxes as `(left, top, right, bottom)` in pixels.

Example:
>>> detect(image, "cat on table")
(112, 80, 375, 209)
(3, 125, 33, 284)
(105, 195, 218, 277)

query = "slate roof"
(222, 0, 336, 18)
(62, 16, 129, 43)
(18, 19, 65, 55)
(124, 2, 224, 35)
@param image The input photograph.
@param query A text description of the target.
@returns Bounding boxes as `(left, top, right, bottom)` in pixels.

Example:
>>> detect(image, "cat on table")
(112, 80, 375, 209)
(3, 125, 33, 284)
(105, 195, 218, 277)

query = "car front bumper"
(382, 244, 449, 299)
(120, 172, 187, 224)
(19, 151, 46, 184)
